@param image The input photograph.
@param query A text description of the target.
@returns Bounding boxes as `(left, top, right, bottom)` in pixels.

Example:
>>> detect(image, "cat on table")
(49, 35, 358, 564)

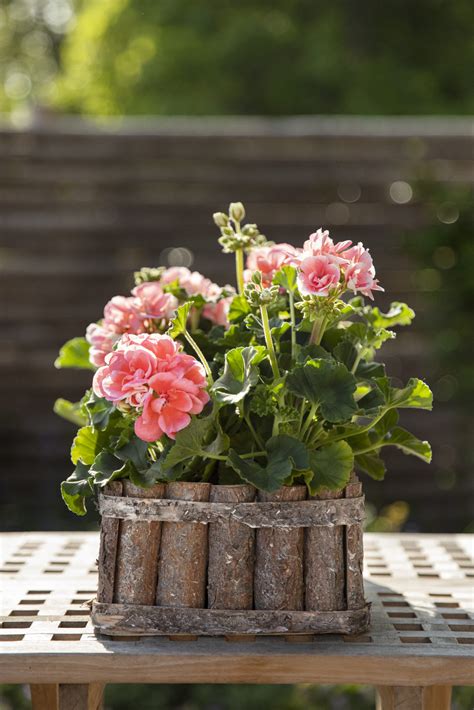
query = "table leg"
(30, 683, 104, 710)
(376, 685, 452, 710)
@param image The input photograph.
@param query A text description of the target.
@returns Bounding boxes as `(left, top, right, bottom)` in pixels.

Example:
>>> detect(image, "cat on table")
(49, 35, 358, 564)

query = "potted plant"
(55, 202, 432, 636)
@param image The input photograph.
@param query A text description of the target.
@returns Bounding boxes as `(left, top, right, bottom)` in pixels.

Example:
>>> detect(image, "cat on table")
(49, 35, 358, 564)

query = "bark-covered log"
(97, 481, 122, 604)
(98, 493, 364, 527)
(207, 484, 256, 610)
(345, 473, 365, 609)
(113, 482, 165, 606)
(156, 482, 210, 608)
(305, 489, 345, 611)
(254, 486, 306, 610)
(92, 601, 370, 636)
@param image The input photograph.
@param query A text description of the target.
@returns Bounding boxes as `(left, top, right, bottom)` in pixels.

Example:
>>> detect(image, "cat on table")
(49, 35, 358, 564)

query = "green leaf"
(295, 343, 332, 364)
(382, 427, 432, 462)
(54, 337, 95, 370)
(71, 426, 104, 465)
(369, 302, 415, 328)
(163, 417, 213, 468)
(355, 452, 386, 480)
(212, 346, 265, 404)
(83, 391, 115, 429)
(227, 435, 309, 492)
(168, 302, 191, 338)
(89, 452, 129, 485)
(273, 265, 298, 293)
(307, 441, 354, 494)
(114, 436, 149, 470)
(357, 382, 386, 413)
(355, 360, 386, 379)
(60, 461, 94, 516)
(333, 340, 358, 370)
(228, 294, 251, 322)
(383, 378, 433, 410)
(287, 359, 357, 423)
(53, 398, 87, 427)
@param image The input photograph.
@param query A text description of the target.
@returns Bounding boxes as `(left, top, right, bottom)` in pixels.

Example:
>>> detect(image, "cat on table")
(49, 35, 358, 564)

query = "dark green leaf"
(228, 435, 309, 492)
(162, 417, 213, 468)
(60, 461, 94, 516)
(114, 436, 149, 470)
(89, 452, 129, 485)
(355, 452, 386, 480)
(83, 391, 115, 429)
(287, 359, 357, 422)
(333, 340, 358, 370)
(307, 441, 354, 494)
(54, 337, 95, 370)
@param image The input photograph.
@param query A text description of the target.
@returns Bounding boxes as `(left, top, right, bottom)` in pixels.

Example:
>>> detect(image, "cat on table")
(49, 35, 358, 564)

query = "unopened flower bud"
(134, 266, 165, 285)
(213, 212, 228, 228)
(229, 202, 245, 223)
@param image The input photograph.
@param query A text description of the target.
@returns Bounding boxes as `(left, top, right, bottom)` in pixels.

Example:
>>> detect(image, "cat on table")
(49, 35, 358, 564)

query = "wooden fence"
(0, 115, 472, 531)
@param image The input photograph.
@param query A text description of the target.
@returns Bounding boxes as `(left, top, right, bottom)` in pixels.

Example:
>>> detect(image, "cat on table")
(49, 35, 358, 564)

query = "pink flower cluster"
(244, 243, 300, 287)
(161, 267, 235, 327)
(86, 285, 178, 367)
(86, 268, 235, 367)
(93, 333, 209, 442)
(244, 229, 383, 300)
(298, 229, 383, 299)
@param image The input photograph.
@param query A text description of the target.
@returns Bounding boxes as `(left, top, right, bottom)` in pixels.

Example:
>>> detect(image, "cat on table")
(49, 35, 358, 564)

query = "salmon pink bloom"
(132, 282, 178, 322)
(86, 323, 121, 367)
(297, 255, 341, 296)
(92, 333, 209, 442)
(342, 243, 384, 300)
(245, 243, 300, 286)
(160, 267, 214, 297)
(103, 296, 144, 334)
(303, 229, 352, 261)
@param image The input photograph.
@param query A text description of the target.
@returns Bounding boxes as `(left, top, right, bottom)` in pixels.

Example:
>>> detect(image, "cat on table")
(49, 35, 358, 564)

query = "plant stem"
(184, 331, 213, 383)
(300, 403, 317, 438)
(235, 248, 245, 295)
(201, 450, 266, 461)
(351, 350, 363, 374)
(289, 289, 297, 361)
(351, 444, 382, 456)
(309, 315, 327, 345)
(326, 408, 389, 445)
(244, 413, 265, 449)
(260, 304, 280, 380)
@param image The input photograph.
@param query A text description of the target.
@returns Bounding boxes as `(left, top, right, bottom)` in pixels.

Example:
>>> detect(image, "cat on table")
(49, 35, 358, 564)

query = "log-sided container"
(92, 474, 369, 637)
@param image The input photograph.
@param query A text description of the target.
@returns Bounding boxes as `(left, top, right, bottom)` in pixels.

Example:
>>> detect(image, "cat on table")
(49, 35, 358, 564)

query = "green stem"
(351, 444, 382, 456)
(244, 413, 265, 449)
(300, 403, 317, 438)
(235, 248, 245, 295)
(351, 350, 363, 374)
(326, 408, 389, 445)
(309, 315, 328, 346)
(201, 450, 266, 461)
(260, 304, 280, 380)
(184, 331, 213, 383)
(289, 290, 297, 361)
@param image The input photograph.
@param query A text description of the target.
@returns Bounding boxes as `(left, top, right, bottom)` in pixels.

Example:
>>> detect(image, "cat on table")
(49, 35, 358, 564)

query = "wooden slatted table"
(1, 532, 473, 709)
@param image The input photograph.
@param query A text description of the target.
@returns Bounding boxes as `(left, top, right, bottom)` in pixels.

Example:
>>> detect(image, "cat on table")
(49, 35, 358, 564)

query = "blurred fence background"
(0, 113, 472, 533)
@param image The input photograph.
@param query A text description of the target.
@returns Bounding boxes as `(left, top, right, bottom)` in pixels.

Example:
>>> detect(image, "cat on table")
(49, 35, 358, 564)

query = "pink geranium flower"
(160, 267, 214, 297)
(86, 323, 121, 367)
(93, 333, 209, 442)
(245, 243, 300, 286)
(303, 228, 352, 261)
(342, 243, 384, 300)
(297, 255, 341, 297)
(131, 282, 178, 321)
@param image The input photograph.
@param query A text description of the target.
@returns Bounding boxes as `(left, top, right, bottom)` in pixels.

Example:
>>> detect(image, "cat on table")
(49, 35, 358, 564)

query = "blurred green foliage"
(406, 185, 473, 409)
(2, 683, 474, 709)
(2, 0, 474, 116)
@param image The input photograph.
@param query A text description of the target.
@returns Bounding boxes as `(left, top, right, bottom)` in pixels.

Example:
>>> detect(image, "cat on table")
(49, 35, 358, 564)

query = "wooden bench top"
(1, 532, 473, 687)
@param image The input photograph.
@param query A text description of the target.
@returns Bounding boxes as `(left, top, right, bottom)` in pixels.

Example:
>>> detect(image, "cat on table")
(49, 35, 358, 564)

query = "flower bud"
(229, 202, 245, 223)
(134, 266, 165, 285)
(213, 212, 229, 228)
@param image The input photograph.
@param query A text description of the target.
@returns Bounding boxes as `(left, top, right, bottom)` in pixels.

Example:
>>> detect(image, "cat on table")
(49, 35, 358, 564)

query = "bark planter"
(92, 474, 370, 637)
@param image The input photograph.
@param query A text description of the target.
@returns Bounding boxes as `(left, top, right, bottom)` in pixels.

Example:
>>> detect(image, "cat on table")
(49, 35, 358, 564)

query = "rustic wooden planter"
(91, 474, 370, 637)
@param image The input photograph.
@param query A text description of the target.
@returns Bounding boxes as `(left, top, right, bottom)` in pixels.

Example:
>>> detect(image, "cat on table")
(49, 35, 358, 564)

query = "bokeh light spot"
(389, 181, 413, 204)
(433, 245, 457, 270)
(160, 247, 194, 267)
(437, 203, 459, 224)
